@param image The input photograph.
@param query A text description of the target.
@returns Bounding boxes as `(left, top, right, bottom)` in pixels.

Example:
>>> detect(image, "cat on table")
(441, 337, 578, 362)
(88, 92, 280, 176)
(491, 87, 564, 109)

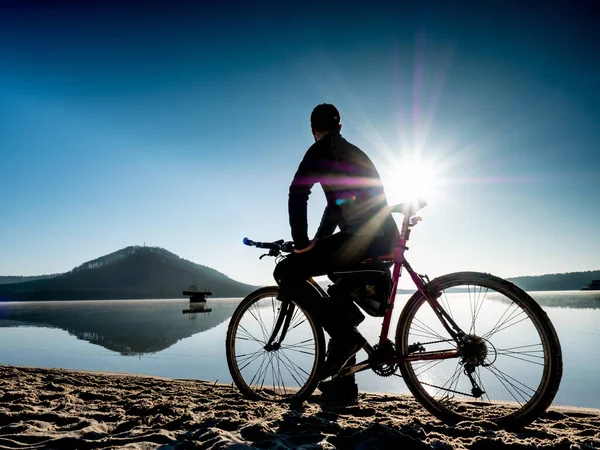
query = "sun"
(381, 157, 440, 205)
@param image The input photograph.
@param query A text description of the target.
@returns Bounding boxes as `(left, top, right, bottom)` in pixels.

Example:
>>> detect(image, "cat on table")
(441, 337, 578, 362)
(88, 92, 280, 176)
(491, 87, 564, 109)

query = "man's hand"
(294, 238, 317, 254)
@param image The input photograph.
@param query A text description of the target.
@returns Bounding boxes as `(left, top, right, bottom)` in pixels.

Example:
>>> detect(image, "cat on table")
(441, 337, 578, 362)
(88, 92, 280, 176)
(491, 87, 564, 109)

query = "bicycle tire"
(226, 286, 326, 402)
(395, 272, 562, 429)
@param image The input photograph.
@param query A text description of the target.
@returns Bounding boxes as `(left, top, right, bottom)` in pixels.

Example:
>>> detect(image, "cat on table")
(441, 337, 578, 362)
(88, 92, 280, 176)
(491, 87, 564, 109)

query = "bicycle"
(225, 200, 563, 429)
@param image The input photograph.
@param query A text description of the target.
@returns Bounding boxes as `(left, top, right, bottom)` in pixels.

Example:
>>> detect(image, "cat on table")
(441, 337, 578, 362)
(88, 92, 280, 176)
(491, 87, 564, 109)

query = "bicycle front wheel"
(396, 272, 562, 429)
(226, 286, 326, 402)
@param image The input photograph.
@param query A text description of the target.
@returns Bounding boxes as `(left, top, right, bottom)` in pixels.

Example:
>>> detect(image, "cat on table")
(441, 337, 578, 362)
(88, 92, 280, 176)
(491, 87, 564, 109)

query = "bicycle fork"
(263, 301, 295, 351)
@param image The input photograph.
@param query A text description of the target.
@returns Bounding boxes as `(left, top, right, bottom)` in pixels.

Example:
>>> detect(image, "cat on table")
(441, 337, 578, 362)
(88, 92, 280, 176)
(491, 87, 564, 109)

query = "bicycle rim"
(226, 287, 324, 402)
(396, 272, 562, 428)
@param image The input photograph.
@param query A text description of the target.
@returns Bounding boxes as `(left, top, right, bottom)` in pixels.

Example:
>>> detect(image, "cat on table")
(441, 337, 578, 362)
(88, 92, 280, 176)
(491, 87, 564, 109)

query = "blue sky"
(1, 1, 598, 287)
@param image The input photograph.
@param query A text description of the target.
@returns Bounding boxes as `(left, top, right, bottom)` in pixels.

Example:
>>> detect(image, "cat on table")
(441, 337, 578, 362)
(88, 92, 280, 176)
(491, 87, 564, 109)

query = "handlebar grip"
(243, 237, 271, 249)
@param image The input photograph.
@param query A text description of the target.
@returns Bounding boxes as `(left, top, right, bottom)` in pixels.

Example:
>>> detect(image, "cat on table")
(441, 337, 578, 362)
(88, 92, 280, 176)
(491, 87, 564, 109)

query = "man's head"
(310, 103, 341, 141)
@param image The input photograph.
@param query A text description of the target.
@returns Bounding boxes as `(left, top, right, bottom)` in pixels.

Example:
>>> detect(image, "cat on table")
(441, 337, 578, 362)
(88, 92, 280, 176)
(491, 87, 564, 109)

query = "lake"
(0, 290, 599, 409)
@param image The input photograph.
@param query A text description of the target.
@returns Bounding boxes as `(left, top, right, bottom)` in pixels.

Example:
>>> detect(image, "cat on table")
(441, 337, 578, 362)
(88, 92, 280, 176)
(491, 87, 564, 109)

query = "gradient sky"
(1, 1, 598, 287)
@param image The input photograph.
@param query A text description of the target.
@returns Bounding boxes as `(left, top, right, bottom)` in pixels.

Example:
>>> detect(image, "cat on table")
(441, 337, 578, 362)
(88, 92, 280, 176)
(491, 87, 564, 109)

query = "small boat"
(581, 280, 600, 291)
(182, 282, 212, 303)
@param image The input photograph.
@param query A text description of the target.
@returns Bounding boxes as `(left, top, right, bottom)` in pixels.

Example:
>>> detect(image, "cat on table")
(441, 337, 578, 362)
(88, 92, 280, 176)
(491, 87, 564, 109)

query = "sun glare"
(382, 158, 440, 205)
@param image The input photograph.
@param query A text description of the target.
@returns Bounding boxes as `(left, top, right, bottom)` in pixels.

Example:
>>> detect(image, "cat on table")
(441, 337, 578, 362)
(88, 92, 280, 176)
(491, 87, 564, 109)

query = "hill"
(0, 246, 256, 301)
(507, 270, 600, 291)
(0, 275, 58, 285)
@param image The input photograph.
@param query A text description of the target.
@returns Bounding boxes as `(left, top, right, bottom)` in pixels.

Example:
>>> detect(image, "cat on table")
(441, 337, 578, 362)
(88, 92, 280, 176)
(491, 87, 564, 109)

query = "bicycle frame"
(382, 212, 465, 347)
(255, 203, 468, 377)
(337, 207, 467, 376)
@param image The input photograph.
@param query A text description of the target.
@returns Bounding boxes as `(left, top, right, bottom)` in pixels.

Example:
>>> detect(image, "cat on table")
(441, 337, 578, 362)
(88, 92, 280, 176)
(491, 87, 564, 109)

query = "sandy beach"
(1, 365, 599, 449)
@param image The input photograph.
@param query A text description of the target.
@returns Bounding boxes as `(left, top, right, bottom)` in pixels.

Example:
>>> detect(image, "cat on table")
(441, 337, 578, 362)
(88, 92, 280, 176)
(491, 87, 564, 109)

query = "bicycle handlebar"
(243, 237, 294, 253)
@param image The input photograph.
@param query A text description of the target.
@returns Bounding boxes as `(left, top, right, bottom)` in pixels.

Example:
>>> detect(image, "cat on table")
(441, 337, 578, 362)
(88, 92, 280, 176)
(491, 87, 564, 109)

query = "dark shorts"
(272, 232, 394, 337)
(273, 232, 392, 285)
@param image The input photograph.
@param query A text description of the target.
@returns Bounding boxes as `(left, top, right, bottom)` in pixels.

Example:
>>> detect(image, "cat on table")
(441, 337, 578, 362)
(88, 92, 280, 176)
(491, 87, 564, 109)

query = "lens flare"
(382, 157, 440, 204)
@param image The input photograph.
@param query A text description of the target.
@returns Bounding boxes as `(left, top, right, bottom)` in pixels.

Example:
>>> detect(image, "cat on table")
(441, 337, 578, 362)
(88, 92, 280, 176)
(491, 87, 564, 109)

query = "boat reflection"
(182, 301, 213, 318)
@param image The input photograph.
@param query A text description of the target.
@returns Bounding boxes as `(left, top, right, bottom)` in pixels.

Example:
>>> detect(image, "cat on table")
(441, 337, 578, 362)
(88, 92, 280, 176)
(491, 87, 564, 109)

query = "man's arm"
(288, 145, 321, 250)
(315, 205, 339, 239)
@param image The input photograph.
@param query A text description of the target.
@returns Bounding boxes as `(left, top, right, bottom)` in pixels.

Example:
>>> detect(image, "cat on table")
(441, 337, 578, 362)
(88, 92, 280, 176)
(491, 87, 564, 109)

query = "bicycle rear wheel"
(226, 286, 325, 402)
(396, 272, 562, 429)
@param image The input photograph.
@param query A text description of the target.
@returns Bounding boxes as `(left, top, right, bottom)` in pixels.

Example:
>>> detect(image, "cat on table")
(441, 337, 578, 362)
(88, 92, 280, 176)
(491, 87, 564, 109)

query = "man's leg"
(273, 234, 366, 380)
(317, 343, 359, 402)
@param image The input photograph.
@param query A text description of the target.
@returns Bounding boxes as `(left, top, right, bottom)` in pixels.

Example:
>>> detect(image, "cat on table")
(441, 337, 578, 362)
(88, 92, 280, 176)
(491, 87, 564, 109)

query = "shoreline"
(1, 365, 599, 449)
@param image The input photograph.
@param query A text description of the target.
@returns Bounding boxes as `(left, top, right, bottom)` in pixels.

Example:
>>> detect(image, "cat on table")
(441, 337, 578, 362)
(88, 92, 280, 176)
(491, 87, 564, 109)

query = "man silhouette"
(274, 103, 398, 400)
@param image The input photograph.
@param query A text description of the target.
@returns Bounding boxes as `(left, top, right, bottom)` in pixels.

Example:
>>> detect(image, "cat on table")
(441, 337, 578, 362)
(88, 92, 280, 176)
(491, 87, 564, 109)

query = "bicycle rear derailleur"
(369, 339, 397, 377)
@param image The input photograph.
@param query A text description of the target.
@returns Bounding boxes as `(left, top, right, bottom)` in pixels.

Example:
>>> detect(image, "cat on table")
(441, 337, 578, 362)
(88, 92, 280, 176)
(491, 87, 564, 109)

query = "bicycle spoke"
(279, 349, 311, 380)
(236, 349, 266, 371)
(256, 304, 266, 341)
(271, 353, 280, 394)
(496, 350, 545, 366)
(411, 358, 447, 378)
(289, 307, 303, 328)
(236, 324, 264, 344)
(468, 285, 488, 335)
(290, 314, 308, 330)
(440, 291, 455, 322)
(258, 352, 277, 390)
(247, 305, 269, 342)
(248, 352, 269, 387)
(440, 361, 462, 399)
(279, 339, 316, 356)
(496, 345, 544, 363)
(482, 304, 529, 340)
(409, 316, 448, 341)
(275, 354, 287, 396)
(484, 364, 533, 405)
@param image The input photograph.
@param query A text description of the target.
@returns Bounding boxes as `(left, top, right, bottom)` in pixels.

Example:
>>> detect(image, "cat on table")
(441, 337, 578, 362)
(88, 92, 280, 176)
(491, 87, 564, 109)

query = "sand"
(1, 365, 599, 449)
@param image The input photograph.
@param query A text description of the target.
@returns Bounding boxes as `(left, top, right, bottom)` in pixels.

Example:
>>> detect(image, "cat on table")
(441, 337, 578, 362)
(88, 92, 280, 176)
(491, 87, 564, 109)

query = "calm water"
(0, 291, 599, 409)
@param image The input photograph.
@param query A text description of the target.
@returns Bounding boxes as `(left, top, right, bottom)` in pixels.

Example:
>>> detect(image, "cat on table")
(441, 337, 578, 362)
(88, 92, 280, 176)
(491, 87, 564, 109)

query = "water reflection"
(0, 299, 240, 355)
(0, 291, 596, 357)
(529, 291, 600, 309)
(182, 302, 213, 317)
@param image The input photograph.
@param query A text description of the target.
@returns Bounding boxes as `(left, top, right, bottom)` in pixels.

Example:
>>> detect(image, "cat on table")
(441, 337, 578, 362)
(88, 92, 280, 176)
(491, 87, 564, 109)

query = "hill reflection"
(0, 299, 241, 355)
(0, 292, 596, 357)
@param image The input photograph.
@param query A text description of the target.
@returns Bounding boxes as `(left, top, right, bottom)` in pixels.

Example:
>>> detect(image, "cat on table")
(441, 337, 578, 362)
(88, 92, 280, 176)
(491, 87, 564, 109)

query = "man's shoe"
(320, 333, 365, 380)
(318, 376, 359, 403)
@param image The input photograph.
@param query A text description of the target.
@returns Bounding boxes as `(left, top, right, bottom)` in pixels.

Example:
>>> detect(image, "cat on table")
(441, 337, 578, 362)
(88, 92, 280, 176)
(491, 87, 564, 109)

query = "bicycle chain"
(409, 338, 455, 348)
(375, 338, 458, 380)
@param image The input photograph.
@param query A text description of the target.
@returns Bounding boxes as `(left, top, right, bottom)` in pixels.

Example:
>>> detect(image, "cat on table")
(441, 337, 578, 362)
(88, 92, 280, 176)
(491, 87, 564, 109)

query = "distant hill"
(507, 270, 600, 291)
(0, 246, 256, 301)
(1, 247, 597, 302)
(0, 275, 58, 285)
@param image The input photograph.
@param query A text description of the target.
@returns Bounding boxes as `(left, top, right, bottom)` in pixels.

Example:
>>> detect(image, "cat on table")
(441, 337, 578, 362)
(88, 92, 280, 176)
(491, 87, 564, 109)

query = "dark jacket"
(288, 132, 398, 250)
